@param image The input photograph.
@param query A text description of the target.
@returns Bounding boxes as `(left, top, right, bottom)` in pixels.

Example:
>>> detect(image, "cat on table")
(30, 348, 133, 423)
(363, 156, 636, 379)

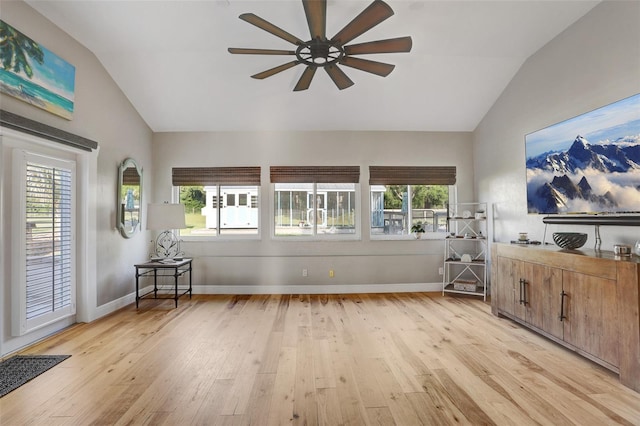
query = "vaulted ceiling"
(25, 0, 599, 133)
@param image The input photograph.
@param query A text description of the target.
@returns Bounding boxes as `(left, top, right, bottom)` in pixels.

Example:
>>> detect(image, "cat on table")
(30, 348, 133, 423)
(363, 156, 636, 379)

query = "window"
(12, 150, 76, 335)
(369, 166, 455, 238)
(271, 166, 359, 238)
(172, 167, 261, 237)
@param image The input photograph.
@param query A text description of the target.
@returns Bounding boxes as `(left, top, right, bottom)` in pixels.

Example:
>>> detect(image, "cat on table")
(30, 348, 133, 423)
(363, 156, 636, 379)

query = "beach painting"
(0, 20, 75, 120)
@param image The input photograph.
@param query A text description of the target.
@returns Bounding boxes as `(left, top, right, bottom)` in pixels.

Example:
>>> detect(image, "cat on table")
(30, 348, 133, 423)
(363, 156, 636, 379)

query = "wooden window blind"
(172, 167, 261, 186)
(368, 166, 456, 185)
(122, 167, 140, 185)
(270, 166, 360, 183)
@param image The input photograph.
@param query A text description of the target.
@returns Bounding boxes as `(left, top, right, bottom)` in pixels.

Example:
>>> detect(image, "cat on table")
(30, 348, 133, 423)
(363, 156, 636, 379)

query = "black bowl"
(552, 232, 588, 249)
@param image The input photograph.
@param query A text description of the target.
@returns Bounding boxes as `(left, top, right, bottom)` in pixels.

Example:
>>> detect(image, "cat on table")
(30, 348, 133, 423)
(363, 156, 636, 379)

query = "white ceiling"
(26, 0, 599, 133)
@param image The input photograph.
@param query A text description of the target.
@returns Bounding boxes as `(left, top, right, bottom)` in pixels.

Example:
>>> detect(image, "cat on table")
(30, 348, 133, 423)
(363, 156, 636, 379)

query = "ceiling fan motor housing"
(297, 39, 344, 66)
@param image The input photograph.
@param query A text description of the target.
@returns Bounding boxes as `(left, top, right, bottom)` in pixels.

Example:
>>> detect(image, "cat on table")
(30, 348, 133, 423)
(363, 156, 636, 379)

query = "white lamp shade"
(146, 203, 186, 230)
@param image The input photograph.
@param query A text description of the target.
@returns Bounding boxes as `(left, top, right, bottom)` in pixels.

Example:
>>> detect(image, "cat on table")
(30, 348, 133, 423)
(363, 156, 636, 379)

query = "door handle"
(559, 290, 567, 321)
(519, 278, 528, 305)
(518, 279, 523, 304)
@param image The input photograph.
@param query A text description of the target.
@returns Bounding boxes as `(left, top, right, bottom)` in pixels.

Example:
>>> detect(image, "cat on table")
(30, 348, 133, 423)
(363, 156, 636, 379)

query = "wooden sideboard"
(491, 243, 640, 392)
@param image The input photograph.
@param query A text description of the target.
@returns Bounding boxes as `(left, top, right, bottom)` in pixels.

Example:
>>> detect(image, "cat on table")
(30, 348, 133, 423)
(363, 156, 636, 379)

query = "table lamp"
(147, 202, 186, 259)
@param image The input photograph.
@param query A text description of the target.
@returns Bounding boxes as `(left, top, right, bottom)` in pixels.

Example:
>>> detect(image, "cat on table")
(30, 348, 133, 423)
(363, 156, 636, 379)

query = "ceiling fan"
(228, 0, 412, 91)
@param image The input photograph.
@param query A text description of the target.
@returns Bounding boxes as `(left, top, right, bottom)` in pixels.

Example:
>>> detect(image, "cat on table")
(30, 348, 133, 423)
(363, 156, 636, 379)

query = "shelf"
(443, 202, 488, 301)
(443, 283, 485, 296)
(445, 259, 486, 265)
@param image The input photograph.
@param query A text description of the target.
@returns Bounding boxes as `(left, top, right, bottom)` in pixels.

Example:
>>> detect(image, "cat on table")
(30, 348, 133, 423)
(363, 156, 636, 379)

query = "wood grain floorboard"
(1, 293, 639, 425)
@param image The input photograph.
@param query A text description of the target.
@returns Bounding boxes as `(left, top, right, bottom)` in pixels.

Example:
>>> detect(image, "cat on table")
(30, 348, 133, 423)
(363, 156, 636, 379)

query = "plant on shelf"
(411, 222, 425, 239)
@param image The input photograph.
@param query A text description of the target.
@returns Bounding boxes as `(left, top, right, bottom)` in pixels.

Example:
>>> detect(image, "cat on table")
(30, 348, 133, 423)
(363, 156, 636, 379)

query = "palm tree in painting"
(0, 20, 44, 79)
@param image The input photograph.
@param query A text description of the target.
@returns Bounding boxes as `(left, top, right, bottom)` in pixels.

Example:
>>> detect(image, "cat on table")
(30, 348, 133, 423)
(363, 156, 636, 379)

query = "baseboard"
(193, 282, 442, 295)
(94, 291, 137, 319)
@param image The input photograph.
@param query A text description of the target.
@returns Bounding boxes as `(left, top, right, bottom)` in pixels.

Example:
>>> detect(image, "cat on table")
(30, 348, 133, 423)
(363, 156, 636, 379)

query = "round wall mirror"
(117, 158, 142, 238)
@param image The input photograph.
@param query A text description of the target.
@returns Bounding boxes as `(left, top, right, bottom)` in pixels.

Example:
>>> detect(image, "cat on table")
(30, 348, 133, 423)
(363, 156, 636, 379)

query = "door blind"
(25, 162, 73, 321)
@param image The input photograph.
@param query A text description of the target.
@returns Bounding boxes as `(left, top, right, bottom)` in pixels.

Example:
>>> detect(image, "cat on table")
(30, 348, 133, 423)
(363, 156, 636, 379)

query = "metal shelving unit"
(443, 202, 488, 301)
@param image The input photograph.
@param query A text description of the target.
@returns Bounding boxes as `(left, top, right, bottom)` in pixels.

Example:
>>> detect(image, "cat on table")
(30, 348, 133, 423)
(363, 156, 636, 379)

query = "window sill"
(370, 234, 446, 241)
(271, 235, 361, 242)
(179, 235, 262, 242)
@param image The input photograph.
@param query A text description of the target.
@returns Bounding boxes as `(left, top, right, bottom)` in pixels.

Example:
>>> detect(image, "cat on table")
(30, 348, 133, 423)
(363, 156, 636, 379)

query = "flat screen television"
(526, 93, 640, 215)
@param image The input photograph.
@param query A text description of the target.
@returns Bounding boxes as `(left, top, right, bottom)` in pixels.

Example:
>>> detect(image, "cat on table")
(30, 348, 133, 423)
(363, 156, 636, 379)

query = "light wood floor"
(2, 293, 639, 425)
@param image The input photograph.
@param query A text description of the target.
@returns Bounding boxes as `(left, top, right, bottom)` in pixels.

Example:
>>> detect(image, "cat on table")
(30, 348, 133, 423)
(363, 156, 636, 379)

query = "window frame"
(368, 166, 457, 241)
(271, 182, 361, 240)
(172, 184, 262, 241)
(270, 166, 361, 241)
(171, 166, 261, 240)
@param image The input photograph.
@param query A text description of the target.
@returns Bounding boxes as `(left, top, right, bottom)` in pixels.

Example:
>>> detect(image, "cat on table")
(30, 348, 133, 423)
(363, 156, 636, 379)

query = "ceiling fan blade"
(302, 0, 327, 40)
(331, 0, 394, 46)
(294, 66, 317, 91)
(228, 48, 296, 55)
(251, 61, 300, 79)
(344, 36, 413, 55)
(324, 64, 354, 90)
(339, 56, 395, 77)
(239, 13, 304, 45)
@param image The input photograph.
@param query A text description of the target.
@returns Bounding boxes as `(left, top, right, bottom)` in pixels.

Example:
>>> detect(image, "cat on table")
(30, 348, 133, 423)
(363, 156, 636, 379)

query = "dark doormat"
(0, 355, 71, 398)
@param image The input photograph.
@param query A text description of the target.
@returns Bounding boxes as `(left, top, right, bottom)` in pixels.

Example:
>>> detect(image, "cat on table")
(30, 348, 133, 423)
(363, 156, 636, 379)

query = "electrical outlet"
(438, 267, 444, 275)
(329, 269, 334, 278)
(302, 269, 308, 277)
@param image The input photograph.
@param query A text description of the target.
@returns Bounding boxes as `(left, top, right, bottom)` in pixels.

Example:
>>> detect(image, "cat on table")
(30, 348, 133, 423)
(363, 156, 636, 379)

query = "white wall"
(153, 131, 474, 292)
(1, 1, 153, 356)
(474, 1, 640, 250)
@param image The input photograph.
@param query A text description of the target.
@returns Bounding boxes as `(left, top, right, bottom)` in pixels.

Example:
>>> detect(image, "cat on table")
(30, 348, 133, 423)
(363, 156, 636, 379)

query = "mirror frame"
(117, 158, 142, 238)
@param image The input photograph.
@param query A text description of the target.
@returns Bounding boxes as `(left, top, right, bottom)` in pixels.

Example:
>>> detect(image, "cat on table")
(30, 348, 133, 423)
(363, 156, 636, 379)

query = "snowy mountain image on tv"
(526, 94, 640, 214)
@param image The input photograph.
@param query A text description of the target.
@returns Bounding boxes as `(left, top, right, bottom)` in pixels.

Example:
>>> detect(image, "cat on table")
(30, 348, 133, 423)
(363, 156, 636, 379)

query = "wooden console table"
(135, 258, 192, 308)
(491, 243, 640, 392)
